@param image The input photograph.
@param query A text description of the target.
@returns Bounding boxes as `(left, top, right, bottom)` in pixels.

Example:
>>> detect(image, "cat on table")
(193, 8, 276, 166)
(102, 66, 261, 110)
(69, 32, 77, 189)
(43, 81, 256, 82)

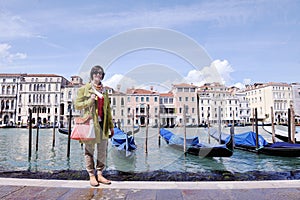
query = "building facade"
(0, 73, 70, 127)
(0, 74, 23, 127)
(2, 73, 299, 128)
(242, 82, 293, 124)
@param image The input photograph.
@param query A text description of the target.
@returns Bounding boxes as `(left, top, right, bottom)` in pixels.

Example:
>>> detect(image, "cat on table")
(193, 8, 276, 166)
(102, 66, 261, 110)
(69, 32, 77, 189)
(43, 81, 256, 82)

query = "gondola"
(58, 128, 69, 135)
(159, 128, 233, 157)
(263, 126, 300, 144)
(110, 128, 137, 157)
(210, 129, 300, 157)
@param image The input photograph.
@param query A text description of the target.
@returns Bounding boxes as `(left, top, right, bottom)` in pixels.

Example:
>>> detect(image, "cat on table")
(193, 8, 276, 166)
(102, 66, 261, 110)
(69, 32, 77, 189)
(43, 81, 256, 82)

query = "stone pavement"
(0, 178, 299, 200)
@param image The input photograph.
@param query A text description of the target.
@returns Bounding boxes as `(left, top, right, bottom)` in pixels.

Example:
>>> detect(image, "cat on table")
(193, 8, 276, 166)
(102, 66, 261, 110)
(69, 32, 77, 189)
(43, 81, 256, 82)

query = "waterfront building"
(197, 83, 248, 126)
(291, 83, 300, 124)
(108, 84, 127, 128)
(159, 92, 176, 127)
(60, 76, 83, 128)
(126, 87, 160, 127)
(242, 82, 293, 124)
(0, 74, 23, 127)
(18, 74, 70, 128)
(172, 83, 198, 126)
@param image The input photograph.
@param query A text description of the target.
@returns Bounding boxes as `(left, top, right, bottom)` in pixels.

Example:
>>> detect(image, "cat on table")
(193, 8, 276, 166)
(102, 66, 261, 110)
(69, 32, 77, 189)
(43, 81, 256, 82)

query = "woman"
(75, 65, 114, 187)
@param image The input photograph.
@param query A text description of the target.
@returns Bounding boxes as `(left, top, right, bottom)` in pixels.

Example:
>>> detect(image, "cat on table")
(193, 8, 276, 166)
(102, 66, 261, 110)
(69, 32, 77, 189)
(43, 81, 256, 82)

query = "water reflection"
(0, 127, 300, 173)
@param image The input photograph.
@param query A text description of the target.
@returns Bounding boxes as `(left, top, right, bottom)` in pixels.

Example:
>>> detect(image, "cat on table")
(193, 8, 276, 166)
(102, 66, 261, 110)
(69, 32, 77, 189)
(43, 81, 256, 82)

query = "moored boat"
(263, 126, 300, 144)
(211, 130, 300, 157)
(160, 128, 233, 157)
(111, 128, 137, 157)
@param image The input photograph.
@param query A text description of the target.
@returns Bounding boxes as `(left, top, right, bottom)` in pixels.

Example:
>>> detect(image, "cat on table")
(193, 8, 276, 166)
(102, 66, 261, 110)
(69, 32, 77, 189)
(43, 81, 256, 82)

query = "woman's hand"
(91, 93, 96, 100)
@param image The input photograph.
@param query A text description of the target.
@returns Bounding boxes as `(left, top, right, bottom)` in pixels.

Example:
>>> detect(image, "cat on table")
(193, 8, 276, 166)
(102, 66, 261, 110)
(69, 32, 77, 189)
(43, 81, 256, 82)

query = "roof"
(160, 92, 174, 97)
(126, 88, 158, 95)
(0, 73, 61, 78)
(172, 83, 196, 88)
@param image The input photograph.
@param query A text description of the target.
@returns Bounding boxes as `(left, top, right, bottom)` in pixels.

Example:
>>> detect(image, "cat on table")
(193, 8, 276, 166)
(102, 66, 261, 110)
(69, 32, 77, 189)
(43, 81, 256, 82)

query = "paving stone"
(2, 186, 47, 200)
(156, 189, 183, 200)
(126, 189, 156, 200)
(0, 186, 25, 199)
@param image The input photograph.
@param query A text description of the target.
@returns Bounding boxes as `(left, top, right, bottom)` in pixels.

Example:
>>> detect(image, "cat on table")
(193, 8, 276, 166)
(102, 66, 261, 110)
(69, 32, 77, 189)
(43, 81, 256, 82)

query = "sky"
(1, 0, 299, 92)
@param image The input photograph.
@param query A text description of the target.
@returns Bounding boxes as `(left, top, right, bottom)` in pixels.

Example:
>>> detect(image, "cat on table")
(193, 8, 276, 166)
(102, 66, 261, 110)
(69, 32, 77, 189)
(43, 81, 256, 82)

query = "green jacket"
(74, 82, 113, 143)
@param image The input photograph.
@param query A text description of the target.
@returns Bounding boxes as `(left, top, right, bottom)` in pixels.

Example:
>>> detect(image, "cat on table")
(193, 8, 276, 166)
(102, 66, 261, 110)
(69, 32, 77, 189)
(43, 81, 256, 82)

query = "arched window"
(1, 86, 5, 94)
(12, 86, 16, 94)
(6, 86, 11, 95)
(68, 91, 72, 99)
(6, 100, 9, 109)
(121, 98, 124, 106)
(48, 94, 50, 103)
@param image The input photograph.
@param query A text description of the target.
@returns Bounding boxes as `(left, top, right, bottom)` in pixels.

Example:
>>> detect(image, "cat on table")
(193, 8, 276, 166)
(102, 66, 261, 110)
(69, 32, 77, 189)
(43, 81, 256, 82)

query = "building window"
(121, 98, 124, 106)
(154, 97, 158, 102)
(136, 97, 139, 102)
(146, 97, 149, 102)
(164, 98, 168, 104)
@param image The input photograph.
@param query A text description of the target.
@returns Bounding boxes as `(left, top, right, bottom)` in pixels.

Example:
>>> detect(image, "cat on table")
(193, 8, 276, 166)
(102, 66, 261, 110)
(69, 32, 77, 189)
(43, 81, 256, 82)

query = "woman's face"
(92, 69, 103, 84)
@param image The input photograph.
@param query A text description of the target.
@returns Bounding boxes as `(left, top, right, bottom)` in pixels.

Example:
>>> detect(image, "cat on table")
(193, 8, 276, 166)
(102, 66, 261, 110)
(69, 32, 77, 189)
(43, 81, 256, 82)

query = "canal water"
(0, 126, 299, 173)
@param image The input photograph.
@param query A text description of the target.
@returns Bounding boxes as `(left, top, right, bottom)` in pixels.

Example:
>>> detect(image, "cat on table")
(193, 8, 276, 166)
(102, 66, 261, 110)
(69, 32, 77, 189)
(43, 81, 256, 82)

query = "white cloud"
(184, 59, 233, 86)
(234, 78, 252, 89)
(103, 74, 137, 92)
(212, 59, 234, 85)
(0, 43, 27, 64)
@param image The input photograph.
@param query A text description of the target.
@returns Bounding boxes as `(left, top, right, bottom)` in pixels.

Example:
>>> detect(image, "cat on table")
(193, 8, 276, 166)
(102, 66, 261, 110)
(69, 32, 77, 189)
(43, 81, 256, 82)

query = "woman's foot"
(97, 174, 111, 185)
(89, 175, 99, 187)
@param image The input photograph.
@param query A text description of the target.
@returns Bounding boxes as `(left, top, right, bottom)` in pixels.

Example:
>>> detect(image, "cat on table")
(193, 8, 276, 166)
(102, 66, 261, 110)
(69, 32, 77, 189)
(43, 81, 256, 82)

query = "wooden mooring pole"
(145, 104, 149, 154)
(288, 108, 292, 143)
(183, 104, 187, 154)
(207, 109, 210, 144)
(52, 118, 56, 148)
(36, 108, 40, 151)
(158, 106, 161, 147)
(132, 109, 135, 138)
(290, 104, 296, 144)
(67, 106, 72, 158)
(271, 106, 276, 143)
(255, 108, 259, 149)
(218, 106, 222, 144)
(28, 108, 32, 160)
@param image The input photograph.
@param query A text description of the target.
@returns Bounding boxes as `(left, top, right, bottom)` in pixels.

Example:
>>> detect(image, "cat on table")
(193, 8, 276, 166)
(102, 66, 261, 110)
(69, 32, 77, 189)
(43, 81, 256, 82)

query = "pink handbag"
(71, 107, 95, 141)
